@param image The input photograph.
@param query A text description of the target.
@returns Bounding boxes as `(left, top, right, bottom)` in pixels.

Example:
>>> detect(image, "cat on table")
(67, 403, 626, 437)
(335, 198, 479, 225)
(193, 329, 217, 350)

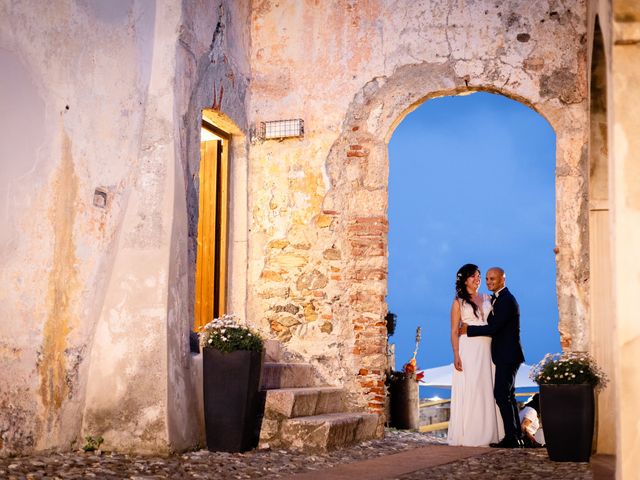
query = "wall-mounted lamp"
(258, 119, 304, 140)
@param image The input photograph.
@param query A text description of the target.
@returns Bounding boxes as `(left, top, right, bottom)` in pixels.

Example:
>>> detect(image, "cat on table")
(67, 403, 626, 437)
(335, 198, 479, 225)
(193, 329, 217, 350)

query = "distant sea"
(420, 386, 539, 402)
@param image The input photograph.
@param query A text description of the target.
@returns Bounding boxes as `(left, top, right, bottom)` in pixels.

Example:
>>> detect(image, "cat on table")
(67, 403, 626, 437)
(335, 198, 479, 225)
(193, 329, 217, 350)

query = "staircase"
(258, 340, 379, 451)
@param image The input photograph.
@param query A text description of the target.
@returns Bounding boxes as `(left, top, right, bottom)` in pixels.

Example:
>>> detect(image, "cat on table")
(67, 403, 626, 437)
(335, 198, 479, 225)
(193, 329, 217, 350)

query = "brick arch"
(323, 61, 589, 414)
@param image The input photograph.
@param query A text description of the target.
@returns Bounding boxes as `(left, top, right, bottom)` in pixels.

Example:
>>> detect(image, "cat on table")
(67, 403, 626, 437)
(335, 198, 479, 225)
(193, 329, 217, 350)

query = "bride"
(447, 263, 504, 446)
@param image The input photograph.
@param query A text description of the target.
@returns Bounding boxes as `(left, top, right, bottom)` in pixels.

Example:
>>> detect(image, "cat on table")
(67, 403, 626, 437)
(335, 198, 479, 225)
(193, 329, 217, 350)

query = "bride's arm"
(451, 298, 463, 371)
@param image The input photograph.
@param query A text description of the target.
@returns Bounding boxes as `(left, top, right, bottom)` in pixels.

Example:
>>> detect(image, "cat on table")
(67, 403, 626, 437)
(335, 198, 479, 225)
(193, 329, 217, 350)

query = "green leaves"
(199, 314, 264, 353)
(204, 326, 263, 353)
(83, 435, 104, 452)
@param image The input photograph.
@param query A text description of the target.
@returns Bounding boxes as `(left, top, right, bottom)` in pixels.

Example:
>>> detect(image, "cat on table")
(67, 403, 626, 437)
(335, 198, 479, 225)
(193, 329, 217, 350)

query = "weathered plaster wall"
(1, 0, 599, 457)
(604, 0, 640, 476)
(586, 0, 616, 456)
(171, 0, 251, 448)
(0, 0, 158, 454)
(80, 0, 184, 453)
(246, 0, 589, 415)
(0, 45, 47, 453)
(0, 0, 250, 455)
(180, 0, 252, 325)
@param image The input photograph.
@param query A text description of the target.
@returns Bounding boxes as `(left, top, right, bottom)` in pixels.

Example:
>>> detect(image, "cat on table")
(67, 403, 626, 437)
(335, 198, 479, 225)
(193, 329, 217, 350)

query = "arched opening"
(322, 62, 587, 416)
(387, 91, 559, 405)
(588, 15, 615, 454)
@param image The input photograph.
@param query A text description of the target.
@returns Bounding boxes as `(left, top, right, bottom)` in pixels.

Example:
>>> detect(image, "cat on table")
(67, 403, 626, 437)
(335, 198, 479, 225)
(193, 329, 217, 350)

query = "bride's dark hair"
(455, 263, 480, 318)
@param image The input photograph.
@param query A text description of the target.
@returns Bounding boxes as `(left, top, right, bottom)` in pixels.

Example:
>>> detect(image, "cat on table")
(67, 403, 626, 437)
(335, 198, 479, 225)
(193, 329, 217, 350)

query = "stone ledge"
(264, 387, 345, 419)
(279, 412, 379, 451)
(261, 363, 319, 389)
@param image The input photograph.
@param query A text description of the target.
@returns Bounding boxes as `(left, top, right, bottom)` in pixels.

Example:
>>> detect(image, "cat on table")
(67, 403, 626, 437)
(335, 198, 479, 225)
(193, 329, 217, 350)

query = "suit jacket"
(466, 287, 525, 365)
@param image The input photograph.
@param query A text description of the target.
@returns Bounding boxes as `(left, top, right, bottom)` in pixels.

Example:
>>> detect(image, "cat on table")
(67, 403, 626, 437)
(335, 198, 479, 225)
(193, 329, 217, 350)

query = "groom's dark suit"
(466, 287, 524, 443)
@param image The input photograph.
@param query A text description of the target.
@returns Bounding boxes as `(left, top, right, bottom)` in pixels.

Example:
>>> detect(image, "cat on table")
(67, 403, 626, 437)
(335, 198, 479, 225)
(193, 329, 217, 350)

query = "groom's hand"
(458, 323, 468, 336)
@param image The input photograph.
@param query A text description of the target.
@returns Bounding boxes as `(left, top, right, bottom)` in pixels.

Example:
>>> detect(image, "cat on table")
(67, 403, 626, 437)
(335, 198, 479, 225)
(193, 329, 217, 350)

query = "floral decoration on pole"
(388, 326, 424, 382)
(402, 326, 424, 382)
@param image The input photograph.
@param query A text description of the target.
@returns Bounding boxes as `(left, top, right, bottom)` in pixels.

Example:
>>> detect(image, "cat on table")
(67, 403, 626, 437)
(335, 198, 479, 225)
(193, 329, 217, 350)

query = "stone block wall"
(246, 0, 590, 418)
(0, 0, 598, 456)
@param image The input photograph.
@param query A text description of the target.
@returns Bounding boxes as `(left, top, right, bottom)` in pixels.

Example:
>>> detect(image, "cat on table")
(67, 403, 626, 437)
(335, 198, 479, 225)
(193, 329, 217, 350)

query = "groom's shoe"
(490, 437, 524, 449)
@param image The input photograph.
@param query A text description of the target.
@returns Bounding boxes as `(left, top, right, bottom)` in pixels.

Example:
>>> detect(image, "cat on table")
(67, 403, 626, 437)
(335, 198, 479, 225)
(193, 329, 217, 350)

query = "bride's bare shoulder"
(451, 296, 462, 308)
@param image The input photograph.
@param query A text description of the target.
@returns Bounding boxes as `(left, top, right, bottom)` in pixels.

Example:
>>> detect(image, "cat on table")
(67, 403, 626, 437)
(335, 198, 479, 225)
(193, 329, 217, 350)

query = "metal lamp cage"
(258, 119, 304, 140)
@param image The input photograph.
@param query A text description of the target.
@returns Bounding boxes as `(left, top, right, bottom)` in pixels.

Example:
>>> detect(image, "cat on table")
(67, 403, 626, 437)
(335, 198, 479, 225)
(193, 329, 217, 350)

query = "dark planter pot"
(203, 348, 263, 452)
(540, 384, 595, 462)
(389, 376, 419, 429)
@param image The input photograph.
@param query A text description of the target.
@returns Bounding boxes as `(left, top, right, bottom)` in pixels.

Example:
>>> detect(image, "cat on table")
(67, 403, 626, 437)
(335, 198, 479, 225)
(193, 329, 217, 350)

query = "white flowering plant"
(199, 314, 263, 353)
(529, 352, 608, 391)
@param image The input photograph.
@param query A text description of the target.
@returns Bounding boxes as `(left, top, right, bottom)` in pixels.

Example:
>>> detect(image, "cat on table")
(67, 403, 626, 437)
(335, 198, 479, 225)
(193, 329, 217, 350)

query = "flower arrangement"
(199, 314, 263, 353)
(387, 326, 424, 382)
(529, 351, 608, 391)
(400, 358, 425, 382)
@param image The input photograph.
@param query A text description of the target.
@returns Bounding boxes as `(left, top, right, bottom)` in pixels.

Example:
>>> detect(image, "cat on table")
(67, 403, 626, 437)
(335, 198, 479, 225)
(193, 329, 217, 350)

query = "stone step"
(279, 412, 379, 451)
(264, 387, 345, 419)
(261, 362, 318, 389)
(264, 339, 282, 362)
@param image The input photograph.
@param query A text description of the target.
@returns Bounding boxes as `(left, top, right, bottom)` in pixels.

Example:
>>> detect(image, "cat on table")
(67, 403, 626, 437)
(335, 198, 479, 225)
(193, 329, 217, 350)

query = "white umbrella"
(417, 364, 456, 387)
(419, 363, 537, 389)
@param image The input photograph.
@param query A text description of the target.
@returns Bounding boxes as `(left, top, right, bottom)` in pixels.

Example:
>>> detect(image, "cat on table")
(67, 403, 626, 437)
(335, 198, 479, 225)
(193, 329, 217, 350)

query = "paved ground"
(0, 430, 614, 479)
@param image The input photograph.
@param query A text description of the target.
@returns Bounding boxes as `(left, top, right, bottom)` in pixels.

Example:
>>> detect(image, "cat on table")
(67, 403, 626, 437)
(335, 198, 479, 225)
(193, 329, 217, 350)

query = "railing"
(419, 398, 451, 408)
(419, 421, 448, 433)
(418, 391, 538, 433)
(515, 392, 537, 397)
(420, 391, 536, 408)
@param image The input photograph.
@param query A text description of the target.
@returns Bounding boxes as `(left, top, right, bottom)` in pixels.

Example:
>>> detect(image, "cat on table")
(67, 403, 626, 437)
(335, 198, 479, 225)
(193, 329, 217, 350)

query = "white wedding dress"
(447, 295, 505, 446)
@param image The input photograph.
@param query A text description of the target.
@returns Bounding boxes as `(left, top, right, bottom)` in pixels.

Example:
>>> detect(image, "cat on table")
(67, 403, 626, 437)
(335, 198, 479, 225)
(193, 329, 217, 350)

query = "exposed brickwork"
(345, 216, 390, 414)
(248, 1, 590, 441)
(347, 145, 370, 157)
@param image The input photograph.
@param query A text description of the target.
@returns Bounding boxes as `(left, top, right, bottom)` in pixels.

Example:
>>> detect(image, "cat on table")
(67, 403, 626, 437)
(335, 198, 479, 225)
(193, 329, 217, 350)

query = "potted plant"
(199, 314, 264, 452)
(387, 327, 424, 429)
(529, 351, 608, 462)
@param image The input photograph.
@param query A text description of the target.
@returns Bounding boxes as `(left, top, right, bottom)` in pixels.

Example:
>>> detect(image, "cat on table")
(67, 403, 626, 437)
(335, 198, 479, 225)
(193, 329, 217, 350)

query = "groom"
(460, 267, 525, 448)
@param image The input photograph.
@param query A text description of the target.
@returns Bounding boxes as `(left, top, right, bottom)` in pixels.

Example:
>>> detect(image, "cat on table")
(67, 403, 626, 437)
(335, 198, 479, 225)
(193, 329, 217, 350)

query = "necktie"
(490, 294, 497, 304)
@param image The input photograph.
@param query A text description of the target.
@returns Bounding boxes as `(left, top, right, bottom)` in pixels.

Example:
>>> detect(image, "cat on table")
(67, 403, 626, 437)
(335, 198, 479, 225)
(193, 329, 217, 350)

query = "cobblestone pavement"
(0, 430, 597, 479)
(397, 448, 593, 480)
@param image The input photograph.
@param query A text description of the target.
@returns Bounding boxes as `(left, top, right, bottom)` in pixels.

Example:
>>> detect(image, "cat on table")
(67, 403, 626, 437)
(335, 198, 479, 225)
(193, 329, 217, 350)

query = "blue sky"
(387, 91, 560, 372)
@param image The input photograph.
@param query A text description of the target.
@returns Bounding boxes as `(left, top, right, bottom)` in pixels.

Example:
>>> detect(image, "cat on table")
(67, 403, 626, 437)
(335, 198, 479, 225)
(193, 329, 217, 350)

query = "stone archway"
(322, 62, 589, 413)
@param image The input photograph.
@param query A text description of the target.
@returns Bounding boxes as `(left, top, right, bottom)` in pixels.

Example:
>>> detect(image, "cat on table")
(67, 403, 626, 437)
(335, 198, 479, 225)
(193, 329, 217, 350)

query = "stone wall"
(0, 0, 250, 455)
(0, 0, 162, 454)
(0, 0, 596, 456)
(246, 0, 589, 415)
(590, 0, 640, 475)
(586, 2, 616, 455)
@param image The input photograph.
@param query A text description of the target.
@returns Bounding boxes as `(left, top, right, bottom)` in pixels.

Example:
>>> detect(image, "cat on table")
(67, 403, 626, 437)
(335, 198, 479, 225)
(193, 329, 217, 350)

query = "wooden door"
(195, 124, 229, 330)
